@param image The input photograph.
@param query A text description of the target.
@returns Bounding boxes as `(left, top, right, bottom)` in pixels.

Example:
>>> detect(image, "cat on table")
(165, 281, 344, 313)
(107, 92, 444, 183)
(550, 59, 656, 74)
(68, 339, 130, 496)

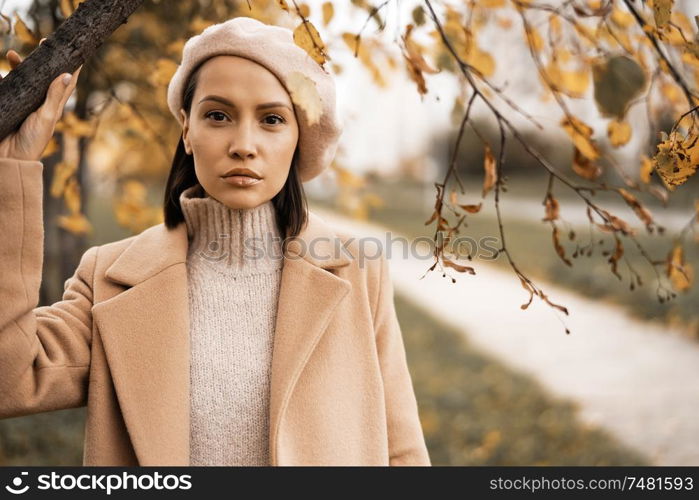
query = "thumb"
(38, 72, 73, 124)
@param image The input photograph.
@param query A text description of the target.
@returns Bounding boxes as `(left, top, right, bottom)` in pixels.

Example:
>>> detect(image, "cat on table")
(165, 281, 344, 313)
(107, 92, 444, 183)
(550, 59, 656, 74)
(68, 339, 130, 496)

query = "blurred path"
(314, 207, 699, 466)
(488, 195, 691, 233)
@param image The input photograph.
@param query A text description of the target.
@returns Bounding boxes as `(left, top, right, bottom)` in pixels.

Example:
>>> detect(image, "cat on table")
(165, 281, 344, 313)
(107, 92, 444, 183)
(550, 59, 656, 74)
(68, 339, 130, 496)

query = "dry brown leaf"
(519, 277, 535, 310)
(442, 256, 475, 275)
(608, 235, 624, 279)
(542, 193, 559, 221)
(552, 224, 572, 266)
(572, 147, 602, 181)
(459, 202, 482, 214)
(617, 187, 654, 230)
(482, 142, 497, 198)
(597, 208, 636, 236)
(652, 131, 699, 191)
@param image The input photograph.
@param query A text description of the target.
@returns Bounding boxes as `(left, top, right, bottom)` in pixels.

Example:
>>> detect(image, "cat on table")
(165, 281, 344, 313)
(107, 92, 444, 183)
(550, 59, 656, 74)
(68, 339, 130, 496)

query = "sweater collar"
(103, 203, 353, 288)
(179, 184, 283, 273)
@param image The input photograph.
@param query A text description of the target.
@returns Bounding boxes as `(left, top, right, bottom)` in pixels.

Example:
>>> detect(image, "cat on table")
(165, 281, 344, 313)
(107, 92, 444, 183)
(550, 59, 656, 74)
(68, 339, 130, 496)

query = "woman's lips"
(221, 175, 262, 187)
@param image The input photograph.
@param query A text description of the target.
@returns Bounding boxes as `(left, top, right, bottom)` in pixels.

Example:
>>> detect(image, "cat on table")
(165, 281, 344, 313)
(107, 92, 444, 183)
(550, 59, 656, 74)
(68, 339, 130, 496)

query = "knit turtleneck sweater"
(179, 183, 284, 466)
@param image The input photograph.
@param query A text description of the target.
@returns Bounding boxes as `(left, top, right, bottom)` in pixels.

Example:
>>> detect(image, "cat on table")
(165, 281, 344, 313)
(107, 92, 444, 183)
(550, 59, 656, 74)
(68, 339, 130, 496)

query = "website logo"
(5, 472, 30, 495)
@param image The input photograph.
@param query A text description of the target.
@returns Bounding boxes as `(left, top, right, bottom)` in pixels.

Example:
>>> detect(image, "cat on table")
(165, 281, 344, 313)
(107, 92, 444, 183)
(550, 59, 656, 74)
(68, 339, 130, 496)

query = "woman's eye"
(264, 114, 285, 125)
(205, 111, 227, 122)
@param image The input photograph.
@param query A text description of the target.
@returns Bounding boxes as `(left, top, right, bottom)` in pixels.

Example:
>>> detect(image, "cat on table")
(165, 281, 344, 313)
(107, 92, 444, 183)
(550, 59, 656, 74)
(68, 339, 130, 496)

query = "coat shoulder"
(327, 224, 386, 298)
(91, 232, 139, 267)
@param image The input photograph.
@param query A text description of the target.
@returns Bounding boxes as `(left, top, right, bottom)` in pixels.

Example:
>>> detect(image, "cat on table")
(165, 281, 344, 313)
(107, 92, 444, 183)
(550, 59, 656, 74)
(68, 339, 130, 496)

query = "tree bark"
(0, 0, 145, 140)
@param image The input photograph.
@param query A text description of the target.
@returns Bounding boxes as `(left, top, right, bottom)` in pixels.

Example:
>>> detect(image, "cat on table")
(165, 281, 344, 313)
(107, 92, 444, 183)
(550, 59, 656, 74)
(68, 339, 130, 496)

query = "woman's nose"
(228, 121, 257, 159)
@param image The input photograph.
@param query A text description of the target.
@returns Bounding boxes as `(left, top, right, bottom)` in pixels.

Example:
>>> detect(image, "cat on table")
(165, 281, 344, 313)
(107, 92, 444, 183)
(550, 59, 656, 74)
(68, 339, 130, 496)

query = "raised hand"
(0, 38, 83, 161)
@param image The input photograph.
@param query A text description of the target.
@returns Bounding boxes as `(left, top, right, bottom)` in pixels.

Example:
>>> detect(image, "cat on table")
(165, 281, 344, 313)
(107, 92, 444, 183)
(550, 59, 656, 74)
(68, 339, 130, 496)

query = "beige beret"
(167, 16, 342, 183)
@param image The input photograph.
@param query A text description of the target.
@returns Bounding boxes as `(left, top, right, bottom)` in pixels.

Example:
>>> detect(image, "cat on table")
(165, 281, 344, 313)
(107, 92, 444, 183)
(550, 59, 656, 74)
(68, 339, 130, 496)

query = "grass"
(398, 293, 648, 465)
(311, 176, 699, 342)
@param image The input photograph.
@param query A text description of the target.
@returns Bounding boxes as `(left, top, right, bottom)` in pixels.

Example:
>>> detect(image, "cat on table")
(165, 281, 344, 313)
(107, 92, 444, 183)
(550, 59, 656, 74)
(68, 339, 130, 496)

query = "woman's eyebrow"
(198, 95, 292, 111)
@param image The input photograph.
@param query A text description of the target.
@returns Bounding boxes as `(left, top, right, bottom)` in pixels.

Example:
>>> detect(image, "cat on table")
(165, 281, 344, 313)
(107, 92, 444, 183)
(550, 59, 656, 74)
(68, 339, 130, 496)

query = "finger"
(7, 49, 21, 69)
(37, 72, 74, 124)
(56, 66, 82, 112)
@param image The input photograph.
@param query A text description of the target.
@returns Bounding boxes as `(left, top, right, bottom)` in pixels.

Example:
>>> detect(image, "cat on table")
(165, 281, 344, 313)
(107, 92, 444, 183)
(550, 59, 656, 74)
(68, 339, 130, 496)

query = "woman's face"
(180, 55, 299, 209)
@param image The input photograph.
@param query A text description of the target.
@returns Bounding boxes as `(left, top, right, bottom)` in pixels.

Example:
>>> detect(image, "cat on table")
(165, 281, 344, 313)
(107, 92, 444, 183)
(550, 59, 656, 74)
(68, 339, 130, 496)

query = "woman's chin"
(212, 189, 268, 210)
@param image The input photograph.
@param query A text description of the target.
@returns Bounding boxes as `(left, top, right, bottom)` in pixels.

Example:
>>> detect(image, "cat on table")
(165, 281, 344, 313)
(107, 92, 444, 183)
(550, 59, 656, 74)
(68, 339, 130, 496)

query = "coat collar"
(92, 210, 353, 466)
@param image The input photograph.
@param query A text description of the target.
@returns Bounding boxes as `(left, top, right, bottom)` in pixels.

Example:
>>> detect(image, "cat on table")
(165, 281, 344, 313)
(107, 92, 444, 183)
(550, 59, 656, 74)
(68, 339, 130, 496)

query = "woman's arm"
(371, 251, 432, 466)
(0, 158, 96, 419)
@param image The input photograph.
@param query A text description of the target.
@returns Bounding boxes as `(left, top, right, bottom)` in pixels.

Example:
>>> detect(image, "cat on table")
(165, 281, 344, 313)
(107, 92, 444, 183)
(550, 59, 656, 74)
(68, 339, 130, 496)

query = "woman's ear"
(179, 108, 192, 155)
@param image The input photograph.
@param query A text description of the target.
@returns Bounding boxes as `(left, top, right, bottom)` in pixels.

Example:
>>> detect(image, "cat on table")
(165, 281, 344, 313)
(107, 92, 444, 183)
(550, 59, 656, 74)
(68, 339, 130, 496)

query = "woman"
(0, 17, 430, 466)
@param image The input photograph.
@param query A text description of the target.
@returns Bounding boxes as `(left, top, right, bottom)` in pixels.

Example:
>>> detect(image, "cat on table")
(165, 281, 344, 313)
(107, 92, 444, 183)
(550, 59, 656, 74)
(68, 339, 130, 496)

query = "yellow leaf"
(166, 39, 185, 58)
(549, 14, 562, 37)
(322, 2, 334, 26)
(524, 25, 544, 52)
(465, 46, 495, 77)
(362, 192, 384, 209)
(661, 81, 684, 106)
(57, 212, 92, 235)
(13, 13, 39, 46)
(544, 62, 589, 97)
(639, 154, 653, 184)
(293, 20, 328, 66)
(479, 0, 505, 7)
(189, 16, 214, 34)
(277, 0, 290, 12)
(667, 243, 693, 292)
(54, 111, 95, 138)
(49, 162, 77, 198)
(610, 8, 634, 28)
(562, 116, 600, 160)
(607, 119, 632, 147)
(41, 136, 60, 159)
(59, 0, 74, 17)
(62, 177, 81, 214)
(298, 3, 311, 18)
(333, 164, 365, 188)
(286, 70, 322, 126)
(148, 58, 179, 87)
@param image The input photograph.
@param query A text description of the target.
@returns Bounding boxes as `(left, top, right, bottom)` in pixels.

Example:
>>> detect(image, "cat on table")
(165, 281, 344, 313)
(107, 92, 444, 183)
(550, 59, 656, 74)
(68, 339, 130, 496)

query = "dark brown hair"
(163, 62, 308, 240)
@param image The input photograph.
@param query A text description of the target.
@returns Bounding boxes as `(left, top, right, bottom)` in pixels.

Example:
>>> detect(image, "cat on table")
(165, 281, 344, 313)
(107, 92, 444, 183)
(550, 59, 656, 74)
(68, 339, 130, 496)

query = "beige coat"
(0, 158, 431, 466)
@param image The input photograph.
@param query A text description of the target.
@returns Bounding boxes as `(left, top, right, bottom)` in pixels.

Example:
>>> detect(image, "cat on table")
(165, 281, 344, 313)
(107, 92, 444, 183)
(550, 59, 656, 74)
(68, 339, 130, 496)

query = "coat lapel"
(91, 210, 353, 466)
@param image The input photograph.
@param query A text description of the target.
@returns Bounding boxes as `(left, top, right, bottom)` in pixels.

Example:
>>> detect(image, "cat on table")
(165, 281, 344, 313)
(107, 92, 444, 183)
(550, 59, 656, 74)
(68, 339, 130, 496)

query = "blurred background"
(1, 0, 698, 465)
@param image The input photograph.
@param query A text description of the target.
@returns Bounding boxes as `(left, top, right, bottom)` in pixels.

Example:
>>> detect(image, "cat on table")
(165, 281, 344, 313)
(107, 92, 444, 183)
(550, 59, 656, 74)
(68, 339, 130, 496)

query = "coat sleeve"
(372, 250, 431, 466)
(0, 157, 96, 419)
